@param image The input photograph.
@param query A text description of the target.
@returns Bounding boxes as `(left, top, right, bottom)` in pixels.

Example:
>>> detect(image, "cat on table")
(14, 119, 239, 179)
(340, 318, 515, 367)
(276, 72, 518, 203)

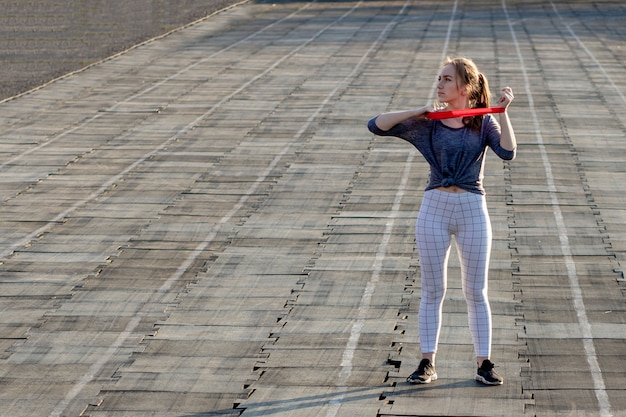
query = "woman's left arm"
(497, 86, 517, 152)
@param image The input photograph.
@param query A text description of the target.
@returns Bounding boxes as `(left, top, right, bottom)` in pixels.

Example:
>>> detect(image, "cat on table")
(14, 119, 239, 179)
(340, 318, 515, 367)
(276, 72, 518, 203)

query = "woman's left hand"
(498, 86, 514, 109)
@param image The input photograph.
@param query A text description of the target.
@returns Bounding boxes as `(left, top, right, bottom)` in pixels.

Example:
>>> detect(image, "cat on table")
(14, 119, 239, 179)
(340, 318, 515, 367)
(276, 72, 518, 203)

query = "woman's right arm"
(372, 106, 431, 131)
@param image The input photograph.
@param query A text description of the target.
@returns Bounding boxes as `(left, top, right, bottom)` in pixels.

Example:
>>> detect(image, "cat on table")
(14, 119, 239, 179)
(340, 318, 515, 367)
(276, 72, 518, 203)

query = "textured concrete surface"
(0, 0, 246, 100)
(0, 1, 624, 416)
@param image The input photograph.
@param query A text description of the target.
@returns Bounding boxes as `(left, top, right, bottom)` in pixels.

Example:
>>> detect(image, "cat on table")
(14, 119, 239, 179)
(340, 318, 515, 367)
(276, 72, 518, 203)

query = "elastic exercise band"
(425, 107, 506, 120)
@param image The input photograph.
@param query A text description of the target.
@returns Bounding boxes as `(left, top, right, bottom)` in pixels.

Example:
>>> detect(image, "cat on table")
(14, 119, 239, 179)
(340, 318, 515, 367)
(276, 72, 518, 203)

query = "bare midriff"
(435, 185, 467, 193)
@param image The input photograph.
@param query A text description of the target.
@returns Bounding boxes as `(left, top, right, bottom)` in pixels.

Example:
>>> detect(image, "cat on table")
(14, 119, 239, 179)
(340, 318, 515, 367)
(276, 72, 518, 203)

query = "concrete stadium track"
(0, 1, 624, 416)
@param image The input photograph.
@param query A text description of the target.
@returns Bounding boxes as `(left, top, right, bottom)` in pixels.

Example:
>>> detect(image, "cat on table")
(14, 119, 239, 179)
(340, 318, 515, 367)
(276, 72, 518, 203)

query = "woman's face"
(437, 63, 467, 108)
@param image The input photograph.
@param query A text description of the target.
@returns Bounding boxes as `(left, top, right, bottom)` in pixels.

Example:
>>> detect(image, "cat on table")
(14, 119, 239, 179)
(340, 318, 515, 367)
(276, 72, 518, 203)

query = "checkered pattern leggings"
(416, 189, 493, 358)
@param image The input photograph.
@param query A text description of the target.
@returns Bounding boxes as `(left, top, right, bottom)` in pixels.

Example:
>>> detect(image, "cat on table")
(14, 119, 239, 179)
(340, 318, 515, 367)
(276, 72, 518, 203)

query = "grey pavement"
(0, 0, 245, 100)
(0, 1, 624, 416)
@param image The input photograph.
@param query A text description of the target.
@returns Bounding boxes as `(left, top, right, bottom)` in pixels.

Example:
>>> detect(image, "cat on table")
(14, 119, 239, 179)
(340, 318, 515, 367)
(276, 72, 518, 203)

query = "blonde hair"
(443, 57, 491, 132)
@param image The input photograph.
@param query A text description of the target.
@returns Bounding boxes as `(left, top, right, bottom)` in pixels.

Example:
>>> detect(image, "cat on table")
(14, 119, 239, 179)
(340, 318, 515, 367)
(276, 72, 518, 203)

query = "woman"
(367, 57, 516, 385)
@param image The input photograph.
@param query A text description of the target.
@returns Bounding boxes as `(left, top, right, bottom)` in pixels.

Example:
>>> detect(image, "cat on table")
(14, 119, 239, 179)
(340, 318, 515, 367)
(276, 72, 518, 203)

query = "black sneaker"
(407, 358, 438, 384)
(476, 359, 503, 385)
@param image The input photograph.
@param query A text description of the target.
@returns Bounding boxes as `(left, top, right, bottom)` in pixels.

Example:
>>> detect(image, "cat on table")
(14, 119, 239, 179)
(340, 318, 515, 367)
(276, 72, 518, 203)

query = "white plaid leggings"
(416, 189, 493, 358)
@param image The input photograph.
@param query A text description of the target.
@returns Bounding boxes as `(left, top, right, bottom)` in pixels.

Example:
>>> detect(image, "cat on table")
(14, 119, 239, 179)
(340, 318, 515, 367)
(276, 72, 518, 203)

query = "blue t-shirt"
(367, 115, 516, 195)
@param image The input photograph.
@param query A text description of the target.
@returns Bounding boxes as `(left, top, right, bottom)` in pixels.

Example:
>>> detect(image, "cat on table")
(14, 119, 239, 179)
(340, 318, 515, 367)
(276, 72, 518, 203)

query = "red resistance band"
(425, 106, 505, 120)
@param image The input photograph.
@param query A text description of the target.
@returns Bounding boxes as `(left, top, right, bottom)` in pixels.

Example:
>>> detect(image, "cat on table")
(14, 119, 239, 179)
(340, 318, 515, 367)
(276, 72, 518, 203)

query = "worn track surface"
(0, 1, 624, 416)
(0, 0, 246, 100)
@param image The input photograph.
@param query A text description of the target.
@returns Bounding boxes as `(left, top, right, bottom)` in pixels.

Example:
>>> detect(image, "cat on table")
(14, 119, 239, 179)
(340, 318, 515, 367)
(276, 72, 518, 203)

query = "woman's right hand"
(374, 106, 431, 130)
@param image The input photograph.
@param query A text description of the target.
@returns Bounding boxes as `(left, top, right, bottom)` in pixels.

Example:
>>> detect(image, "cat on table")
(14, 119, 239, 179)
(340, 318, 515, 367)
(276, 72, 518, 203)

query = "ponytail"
(465, 72, 491, 132)
(444, 57, 491, 132)
(476, 73, 490, 108)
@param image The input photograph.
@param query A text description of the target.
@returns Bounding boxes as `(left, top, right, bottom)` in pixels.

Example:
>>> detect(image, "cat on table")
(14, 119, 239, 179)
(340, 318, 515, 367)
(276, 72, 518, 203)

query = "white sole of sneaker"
(475, 375, 503, 385)
(408, 373, 438, 384)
